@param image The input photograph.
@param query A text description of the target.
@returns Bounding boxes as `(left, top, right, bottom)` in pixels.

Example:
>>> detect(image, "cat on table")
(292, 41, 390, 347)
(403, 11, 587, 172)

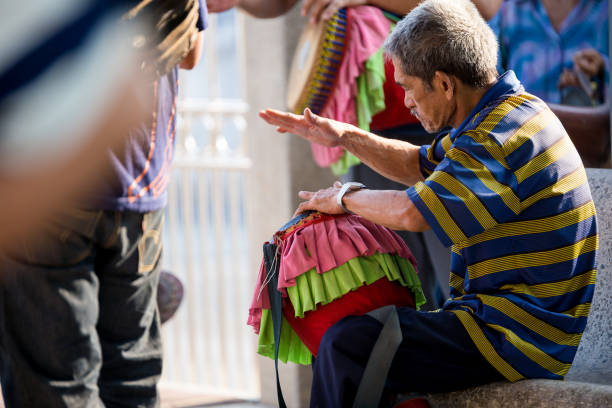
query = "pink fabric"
(311, 143, 345, 167)
(311, 6, 391, 166)
(247, 214, 416, 333)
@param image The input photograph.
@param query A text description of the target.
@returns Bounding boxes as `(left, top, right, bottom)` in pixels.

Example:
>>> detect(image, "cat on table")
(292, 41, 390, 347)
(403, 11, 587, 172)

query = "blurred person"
(0, 1, 208, 407)
(0, 0, 151, 248)
(259, 0, 598, 406)
(479, 0, 610, 166)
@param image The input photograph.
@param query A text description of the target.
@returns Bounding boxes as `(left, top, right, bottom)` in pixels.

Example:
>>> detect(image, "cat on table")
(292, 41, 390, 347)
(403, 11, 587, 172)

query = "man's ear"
(433, 70, 455, 100)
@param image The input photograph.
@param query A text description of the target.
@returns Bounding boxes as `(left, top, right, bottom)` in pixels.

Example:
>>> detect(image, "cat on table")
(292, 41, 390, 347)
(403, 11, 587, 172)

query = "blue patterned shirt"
(407, 71, 598, 380)
(489, 0, 609, 104)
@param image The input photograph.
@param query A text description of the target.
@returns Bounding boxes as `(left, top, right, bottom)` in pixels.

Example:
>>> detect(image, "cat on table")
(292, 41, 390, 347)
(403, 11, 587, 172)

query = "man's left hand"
(294, 181, 345, 216)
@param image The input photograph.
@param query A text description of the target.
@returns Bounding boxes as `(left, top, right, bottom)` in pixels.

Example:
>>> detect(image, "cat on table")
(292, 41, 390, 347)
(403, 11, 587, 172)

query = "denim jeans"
(0, 208, 164, 407)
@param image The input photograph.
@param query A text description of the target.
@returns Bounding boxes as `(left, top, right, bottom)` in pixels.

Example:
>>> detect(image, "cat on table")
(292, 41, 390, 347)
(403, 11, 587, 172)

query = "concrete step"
(428, 379, 612, 408)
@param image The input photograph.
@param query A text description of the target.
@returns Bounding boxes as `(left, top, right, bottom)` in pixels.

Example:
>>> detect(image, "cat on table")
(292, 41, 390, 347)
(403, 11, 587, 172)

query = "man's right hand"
(259, 107, 354, 147)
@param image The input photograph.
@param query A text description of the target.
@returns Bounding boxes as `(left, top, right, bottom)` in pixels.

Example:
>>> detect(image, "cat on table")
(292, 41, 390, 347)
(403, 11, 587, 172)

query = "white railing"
(159, 9, 259, 400)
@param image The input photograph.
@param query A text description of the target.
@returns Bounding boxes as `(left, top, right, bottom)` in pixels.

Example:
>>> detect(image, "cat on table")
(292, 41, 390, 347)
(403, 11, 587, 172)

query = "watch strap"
(336, 182, 366, 214)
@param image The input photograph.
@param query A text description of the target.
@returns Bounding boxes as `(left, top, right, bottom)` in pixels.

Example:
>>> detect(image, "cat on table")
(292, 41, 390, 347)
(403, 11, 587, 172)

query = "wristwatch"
(336, 182, 366, 214)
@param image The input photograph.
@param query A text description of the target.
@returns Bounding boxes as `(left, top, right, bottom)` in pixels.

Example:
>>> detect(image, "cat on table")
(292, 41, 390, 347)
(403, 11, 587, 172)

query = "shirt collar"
(449, 70, 523, 140)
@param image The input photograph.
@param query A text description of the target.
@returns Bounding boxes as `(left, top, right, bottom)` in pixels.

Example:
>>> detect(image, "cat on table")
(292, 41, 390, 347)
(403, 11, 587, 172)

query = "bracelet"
(336, 182, 366, 214)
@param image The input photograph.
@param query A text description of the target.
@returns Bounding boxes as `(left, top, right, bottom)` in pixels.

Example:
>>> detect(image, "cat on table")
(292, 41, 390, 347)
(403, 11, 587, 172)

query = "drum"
(125, 0, 200, 77)
(286, 6, 418, 174)
(247, 212, 426, 365)
(286, 9, 349, 115)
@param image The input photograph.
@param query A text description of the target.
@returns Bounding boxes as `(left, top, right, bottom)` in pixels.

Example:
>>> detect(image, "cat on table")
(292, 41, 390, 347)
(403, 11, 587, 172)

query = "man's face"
(392, 56, 454, 133)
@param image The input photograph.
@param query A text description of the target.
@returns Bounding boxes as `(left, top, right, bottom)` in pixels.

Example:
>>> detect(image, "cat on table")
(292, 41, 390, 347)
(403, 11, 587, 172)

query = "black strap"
(352, 305, 403, 408)
(263, 242, 287, 408)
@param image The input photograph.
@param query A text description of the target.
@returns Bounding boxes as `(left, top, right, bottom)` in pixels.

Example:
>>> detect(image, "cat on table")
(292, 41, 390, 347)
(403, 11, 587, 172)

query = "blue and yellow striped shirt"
(406, 70, 598, 381)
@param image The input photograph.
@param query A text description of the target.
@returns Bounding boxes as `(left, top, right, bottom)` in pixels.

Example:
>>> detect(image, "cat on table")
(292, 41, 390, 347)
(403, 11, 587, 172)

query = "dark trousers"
(0, 208, 164, 408)
(310, 308, 505, 407)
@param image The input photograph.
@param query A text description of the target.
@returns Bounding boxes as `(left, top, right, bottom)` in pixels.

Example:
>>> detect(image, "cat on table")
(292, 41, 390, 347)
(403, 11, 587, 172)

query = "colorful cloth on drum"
(407, 70, 598, 380)
(248, 213, 426, 364)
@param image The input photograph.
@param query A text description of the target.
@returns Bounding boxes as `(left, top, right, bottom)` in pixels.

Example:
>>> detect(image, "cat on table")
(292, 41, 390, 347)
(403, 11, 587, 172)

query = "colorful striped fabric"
(406, 70, 598, 381)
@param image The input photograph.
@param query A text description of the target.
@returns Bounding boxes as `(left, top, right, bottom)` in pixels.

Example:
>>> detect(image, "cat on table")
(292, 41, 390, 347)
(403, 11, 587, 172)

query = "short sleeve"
(418, 131, 453, 178)
(407, 133, 519, 247)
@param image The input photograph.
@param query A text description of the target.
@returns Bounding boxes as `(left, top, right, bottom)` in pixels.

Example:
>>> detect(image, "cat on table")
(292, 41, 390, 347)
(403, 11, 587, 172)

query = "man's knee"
(318, 314, 381, 361)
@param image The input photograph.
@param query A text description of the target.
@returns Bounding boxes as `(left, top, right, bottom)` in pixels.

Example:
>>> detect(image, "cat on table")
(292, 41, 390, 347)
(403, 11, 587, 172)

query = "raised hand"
(301, 0, 366, 24)
(259, 107, 356, 147)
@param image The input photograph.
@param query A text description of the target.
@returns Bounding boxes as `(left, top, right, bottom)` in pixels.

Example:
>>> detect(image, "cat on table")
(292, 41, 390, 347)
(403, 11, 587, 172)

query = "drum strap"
(353, 305, 403, 408)
(263, 242, 288, 408)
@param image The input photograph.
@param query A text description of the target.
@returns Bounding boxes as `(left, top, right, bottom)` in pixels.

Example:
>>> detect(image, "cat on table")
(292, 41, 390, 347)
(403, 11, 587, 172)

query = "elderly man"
(259, 0, 599, 406)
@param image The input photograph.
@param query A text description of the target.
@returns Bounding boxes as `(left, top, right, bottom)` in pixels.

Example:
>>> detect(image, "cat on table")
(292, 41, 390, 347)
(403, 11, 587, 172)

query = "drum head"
(286, 20, 326, 113)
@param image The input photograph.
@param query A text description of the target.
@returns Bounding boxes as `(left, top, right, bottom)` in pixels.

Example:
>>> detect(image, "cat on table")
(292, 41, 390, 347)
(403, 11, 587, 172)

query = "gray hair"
(383, 0, 498, 88)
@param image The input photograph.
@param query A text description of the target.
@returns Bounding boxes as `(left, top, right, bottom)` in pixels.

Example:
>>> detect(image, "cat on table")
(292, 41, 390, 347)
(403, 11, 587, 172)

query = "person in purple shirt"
(0, 1, 208, 407)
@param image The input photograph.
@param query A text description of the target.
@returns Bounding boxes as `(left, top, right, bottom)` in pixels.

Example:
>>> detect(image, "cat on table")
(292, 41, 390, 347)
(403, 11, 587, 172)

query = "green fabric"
(330, 151, 361, 176)
(288, 252, 425, 317)
(355, 48, 387, 131)
(257, 311, 313, 365)
(256, 252, 426, 364)
(382, 10, 402, 23)
(328, 39, 390, 176)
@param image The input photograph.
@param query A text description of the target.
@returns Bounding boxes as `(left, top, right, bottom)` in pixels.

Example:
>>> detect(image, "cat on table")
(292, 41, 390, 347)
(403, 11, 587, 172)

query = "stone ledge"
(427, 379, 612, 408)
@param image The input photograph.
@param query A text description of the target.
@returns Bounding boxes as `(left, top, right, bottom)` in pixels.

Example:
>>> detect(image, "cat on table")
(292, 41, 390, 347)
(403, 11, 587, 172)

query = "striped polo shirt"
(406, 70, 598, 381)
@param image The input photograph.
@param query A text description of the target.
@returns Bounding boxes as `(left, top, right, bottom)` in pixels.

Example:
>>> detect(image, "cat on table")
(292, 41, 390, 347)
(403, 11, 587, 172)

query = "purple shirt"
(490, 0, 609, 105)
(93, 1, 208, 212)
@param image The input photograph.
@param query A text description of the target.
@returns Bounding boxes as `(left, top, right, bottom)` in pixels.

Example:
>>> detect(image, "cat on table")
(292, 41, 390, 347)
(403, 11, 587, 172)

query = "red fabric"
(392, 397, 432, 408)
(283, 277, 416, 356)
(370, 58, 418, 131)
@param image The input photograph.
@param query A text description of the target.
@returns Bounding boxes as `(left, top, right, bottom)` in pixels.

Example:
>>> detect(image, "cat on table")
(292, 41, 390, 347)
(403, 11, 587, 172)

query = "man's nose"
(404, 95, 415, 109)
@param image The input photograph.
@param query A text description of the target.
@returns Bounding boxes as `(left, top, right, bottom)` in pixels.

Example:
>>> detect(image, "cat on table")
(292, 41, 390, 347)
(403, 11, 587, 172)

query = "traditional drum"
(247, 211, 425, 365)
(286, 9, 349, 115)
(124, 0, 200, 77)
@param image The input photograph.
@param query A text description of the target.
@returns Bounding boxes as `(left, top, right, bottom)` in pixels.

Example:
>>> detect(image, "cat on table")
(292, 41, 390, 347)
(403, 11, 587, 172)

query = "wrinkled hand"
(301, 0, 366, 23)
(573, 49, 605, 78)
(259, 107, 354, 147)
(294, 181, 345, 216)
(206, 0, 239, 13)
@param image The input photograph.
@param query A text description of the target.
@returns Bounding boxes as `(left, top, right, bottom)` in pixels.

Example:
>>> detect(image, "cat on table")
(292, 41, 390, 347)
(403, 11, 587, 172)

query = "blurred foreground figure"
(0, 0, 208, 407)
(0, 0, 150, 247)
